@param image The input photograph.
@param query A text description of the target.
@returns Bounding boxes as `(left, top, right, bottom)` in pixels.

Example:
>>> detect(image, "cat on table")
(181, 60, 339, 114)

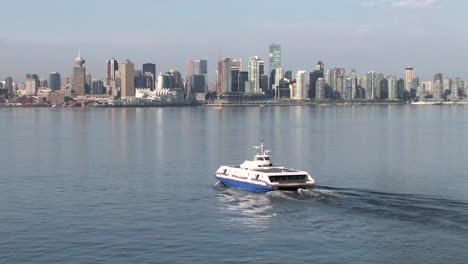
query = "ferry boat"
(215, 141, 315, 192)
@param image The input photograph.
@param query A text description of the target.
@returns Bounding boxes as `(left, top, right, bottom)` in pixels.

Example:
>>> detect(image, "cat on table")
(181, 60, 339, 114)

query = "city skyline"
(1, 0, 468, 82)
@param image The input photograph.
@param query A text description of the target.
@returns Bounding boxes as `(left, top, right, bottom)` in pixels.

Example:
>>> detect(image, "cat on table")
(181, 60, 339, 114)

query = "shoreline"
(2, 100, 468, 108)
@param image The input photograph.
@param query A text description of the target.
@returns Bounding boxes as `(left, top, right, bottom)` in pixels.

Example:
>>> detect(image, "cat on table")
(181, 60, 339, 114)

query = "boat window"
(265, 157, 270, 161)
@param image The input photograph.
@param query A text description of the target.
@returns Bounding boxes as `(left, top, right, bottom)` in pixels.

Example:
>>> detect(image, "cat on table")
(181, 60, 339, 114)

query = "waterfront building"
(375, 73, 385, 99)
(397, 78, 405, 99)
(309, 70, 323, 99)
(169, 70, 184, 88)
(434, 73, 443, 87)
(387, 75, 397, 99)
(91, 80, 105, 94)
(421, 81, 433, 95)
(269, 43, 281, 70)
(452, 78, 461, 99)
(72, 52, 86, 95)
(25, 74, 40, 95)
(106, 58, 119, 85)
(216, 58, 239, 94)
(443, 78, 452, 96)
(433, 80, 442, 100)
(85, 74, 92, 94)
(189, 75, 206, 93)
(269, 43, 281, 91)
(135, 72, 154, 90)
(295, 70, 309, 100)
(120, 60, 135, 97)
(4, 77, 14, 96)
(260, 75, 269, 94)
(350, 70, 357, 99)
(231, 59, 241, 93)
(48, 72, 61, 91)
(248, 56, 264, 93)
(316, 78, 325, 100)
(187, 59, 207, 93)
(142, 63, 156, 79)
(238, 71, 248, 93)
(366, 71, 376, 99)
(405, 66, 413, 92)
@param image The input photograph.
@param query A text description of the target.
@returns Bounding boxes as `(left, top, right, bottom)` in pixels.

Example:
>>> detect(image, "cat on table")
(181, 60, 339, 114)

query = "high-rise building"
(106, 58, 119, 84)
(295, 70, 309, 100)
(269, 43, 281, 70)
(316, 78, 325, 100)
(135, 72, 154, 89)
(4, 77, 14, 96)
(405, 66, 413, 92)
(238, 71, 248, 93)
(269, 44, 281, 92)
(443, 78, 452, 95)
(452, 78, 461, 99)
(187, 59, 207, 93)
(25, 74, 40, 95)
(120, 60, 135, 97)
(375, 73, 385, 99)
(316, 61, 324, 72)
(433, 80, 442, 100)
(217, 58, 232, 94)
(284, 71, 293, 81)
(309, 70, 324, 99)
(169, 70, 184, 88)
(397, 78, 405, 99)
(350, 70, 357, 99)
(142, 63, 156, 79)
(366, 71, 377, 99)
(248, 56, 264, 93)
(434, 73, 443, 85)
(49, 72, 61, 91)
(72, 52, 86, 95)
(387, 75, 397, 99)
(91, 80, 104, 94)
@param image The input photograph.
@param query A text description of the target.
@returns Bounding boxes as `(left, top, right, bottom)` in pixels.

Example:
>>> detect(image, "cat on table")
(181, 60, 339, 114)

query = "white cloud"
(361, 0, 438, 8)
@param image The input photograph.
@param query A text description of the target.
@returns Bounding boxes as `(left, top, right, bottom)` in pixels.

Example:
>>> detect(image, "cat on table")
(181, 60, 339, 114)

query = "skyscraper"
(366, 71, 377, 99)
(269, 43, 281, 70)
(238, 71, 248, 93)
(216, 58, 241, 94)
(142, 63, 156, 78)
(73, 52, 86, 95)
(405, 67, 413, 92)
(49, 72, 61, 91)
(4, 77, 13, 96)
(387, 75, 397, 99)
(316, 78, 325, 100)
(248, 56, 264, 93)
(91, 80, 104, 94)
(187, 59, 207, 94)
(106, 58, 119, 84)
(25, 74, 40, 95)
(120, 60, 135, 97)
(433, 80, 442, 100)
(295, 70, 309, 100)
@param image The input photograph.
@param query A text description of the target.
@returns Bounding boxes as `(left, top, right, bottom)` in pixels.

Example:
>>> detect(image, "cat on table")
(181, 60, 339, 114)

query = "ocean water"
(1, 105, 467, 263)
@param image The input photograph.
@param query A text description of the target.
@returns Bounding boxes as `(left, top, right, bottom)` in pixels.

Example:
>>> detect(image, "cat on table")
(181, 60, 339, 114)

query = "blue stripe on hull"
(216, 177, 272, 192)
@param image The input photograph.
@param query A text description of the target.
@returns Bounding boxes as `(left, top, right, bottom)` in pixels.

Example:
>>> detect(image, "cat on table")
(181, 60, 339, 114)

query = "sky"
(1, 0, 468, 83)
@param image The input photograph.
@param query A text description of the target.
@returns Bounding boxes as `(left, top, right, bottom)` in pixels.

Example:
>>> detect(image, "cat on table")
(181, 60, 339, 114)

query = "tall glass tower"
(269, 43, 281, 70)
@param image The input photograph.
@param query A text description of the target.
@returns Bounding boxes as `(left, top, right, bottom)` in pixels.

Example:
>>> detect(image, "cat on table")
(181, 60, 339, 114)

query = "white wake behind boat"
(215, 141, 315, 192)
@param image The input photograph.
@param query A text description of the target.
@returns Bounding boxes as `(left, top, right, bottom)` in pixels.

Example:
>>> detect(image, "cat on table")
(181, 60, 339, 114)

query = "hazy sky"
(1, 0, 468, 83)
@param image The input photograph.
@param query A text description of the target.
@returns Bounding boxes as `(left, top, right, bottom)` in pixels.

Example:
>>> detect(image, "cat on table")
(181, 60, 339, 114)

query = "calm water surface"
(1, 105, 468, 263)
